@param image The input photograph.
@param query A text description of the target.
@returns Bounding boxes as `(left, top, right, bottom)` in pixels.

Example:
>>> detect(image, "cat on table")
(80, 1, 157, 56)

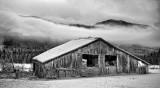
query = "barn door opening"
(82, 54, 99, 67)
(105, 55, 117, 66)
(81, 54, 99, 76)
(105, 55, 117, 74)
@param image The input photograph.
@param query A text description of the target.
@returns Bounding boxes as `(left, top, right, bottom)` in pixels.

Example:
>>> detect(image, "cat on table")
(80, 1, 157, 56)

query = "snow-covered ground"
(149, 65, 160, 74)
(0, 70, 160, 88)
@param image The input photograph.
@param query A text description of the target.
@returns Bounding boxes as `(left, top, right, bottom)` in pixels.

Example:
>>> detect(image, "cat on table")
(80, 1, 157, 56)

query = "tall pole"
(11, 51, 14, 70)
(159, 57, 160, 72)
(158, 49, 160, 72)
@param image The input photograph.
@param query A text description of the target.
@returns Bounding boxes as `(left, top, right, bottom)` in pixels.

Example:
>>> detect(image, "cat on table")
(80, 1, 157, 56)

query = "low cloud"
(0, 11, 159, 47)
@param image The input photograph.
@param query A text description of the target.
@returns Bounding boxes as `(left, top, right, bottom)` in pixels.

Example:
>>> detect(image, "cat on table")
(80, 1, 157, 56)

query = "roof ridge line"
(74, 36, 101, 40)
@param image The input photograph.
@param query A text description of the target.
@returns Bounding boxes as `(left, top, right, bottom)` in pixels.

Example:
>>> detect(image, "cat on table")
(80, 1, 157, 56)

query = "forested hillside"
(119, 45, 160, 65)
(118, 45, 159, 56)
(139, 50, 160, 65)
(0, 36, 61, 63)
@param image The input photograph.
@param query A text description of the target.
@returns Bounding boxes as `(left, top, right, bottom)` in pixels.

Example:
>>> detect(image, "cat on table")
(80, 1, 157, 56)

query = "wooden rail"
(46, 68, 80, 78)
(136, 66, 147, 74)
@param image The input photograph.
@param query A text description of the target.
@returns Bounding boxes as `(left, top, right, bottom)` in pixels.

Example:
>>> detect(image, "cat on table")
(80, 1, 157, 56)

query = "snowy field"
(0, 69, 160, 88)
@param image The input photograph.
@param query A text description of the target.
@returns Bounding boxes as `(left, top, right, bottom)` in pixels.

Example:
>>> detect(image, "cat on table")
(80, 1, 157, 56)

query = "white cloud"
(0, 11, 159, 47)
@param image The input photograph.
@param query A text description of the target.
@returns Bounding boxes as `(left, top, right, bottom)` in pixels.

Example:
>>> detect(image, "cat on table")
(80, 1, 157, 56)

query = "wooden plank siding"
(33, 39, 148, 78)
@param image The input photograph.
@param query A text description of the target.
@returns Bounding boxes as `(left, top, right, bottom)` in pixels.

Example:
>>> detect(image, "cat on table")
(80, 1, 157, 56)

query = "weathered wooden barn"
(32, 37, 149, 78)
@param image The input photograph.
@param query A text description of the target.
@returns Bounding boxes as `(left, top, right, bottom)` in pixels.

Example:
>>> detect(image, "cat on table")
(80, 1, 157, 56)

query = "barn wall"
(33, 61, 46, 78)
(41, 40, 146, 78)
(130, 57, 138, 73)
(44, 41, 101, 77)
(99, 41, 138, 74)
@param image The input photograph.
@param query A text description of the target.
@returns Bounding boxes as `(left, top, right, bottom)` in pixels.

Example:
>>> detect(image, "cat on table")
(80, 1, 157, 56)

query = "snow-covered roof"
(33, 37, 150, 65)
(33, 37, 98, 63)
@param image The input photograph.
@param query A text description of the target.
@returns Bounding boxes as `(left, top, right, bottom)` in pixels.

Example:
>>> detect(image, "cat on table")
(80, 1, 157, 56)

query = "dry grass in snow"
(0, 71, 160, 88)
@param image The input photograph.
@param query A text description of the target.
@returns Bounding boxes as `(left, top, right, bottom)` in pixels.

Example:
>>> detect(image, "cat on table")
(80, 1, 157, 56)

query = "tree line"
(138, 49, 160, 65)
(0, 36, 160, 65)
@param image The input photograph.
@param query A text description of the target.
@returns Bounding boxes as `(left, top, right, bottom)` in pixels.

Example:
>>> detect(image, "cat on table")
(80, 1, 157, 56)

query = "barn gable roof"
(33, 37, 98, 63)
(33, 37, 150, 65)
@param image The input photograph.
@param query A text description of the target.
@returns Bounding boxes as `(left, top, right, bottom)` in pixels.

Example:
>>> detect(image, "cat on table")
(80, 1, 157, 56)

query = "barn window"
(105, 55, 117, 66)
(82, 54, 99, 67)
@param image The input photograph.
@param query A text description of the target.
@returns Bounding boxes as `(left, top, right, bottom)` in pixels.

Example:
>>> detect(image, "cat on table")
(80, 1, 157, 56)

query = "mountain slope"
(68, 19, 150, 29)
(118, 44, 159, 56)
(96, 19, 149, 28)
(19, 15, 150, 29)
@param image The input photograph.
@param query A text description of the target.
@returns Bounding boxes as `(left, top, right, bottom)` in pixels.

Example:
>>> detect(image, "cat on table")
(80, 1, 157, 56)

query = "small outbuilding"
(32, 37, 149, 78)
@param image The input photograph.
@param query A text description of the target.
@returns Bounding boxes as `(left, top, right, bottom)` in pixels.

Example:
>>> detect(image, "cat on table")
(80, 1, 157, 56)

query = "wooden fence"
(46, 68, 81, 79)
(136, 66, 148, 74)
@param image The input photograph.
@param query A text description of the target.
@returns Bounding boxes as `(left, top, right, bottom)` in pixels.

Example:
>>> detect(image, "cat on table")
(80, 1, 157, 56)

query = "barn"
(32, 37, 149, 78)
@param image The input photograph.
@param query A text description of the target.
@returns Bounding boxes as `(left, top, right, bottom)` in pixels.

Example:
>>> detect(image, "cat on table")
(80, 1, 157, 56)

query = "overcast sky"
(0, 0, 159, 25)
(0, 0, 160, 47)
